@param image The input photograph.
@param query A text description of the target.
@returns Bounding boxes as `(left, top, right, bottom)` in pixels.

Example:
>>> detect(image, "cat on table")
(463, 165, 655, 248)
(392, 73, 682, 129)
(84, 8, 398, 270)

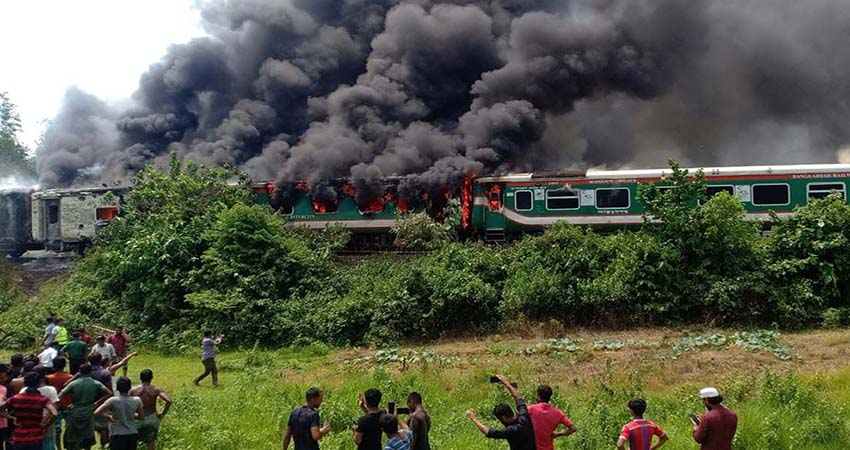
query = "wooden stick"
(91, 324, 116, 334)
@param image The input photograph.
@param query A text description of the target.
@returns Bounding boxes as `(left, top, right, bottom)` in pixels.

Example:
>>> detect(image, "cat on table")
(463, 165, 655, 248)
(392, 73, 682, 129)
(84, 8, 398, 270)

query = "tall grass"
(69, 348, 848, 450)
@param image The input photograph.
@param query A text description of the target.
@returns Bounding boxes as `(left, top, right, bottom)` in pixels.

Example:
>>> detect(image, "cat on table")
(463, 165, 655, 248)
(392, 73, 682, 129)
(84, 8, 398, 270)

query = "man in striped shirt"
(617, 398, 668, 450)
(3, 372, 58, 450)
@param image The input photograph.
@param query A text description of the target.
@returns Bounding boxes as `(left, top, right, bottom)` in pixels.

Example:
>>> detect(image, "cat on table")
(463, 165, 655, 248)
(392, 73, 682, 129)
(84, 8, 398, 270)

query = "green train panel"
(252, 183, 421, 233)
(470, 164, 850, 234)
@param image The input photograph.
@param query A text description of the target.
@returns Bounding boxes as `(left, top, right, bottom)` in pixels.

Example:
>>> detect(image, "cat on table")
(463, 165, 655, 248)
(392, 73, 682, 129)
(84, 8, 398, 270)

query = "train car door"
(44, 199, 61, 245)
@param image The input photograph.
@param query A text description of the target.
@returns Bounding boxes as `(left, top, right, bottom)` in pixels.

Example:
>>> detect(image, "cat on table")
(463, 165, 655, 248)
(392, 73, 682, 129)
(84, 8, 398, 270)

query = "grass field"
(6, 328, 850, 449)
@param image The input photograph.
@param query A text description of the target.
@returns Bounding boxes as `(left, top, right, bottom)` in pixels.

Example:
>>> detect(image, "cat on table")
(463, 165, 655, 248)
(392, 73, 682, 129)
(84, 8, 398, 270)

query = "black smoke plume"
(35, 0, 850, 196)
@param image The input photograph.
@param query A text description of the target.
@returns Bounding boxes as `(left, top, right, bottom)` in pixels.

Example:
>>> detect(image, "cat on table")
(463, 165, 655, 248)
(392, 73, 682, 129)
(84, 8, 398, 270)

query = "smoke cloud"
(34, 0, 850, 195)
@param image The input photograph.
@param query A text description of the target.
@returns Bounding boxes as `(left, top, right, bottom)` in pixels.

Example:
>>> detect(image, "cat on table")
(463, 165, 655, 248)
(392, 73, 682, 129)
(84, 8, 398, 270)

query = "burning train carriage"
(253, 178, 458, 246)
(469, 164, 850, 241)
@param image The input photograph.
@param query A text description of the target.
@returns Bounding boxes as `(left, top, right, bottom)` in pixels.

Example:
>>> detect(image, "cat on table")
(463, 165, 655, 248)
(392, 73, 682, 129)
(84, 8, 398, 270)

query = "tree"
(0, 92, 34, 177)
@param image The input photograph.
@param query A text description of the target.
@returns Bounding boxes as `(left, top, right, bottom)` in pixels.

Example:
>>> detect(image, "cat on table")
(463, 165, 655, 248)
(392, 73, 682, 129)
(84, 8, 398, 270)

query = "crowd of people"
(2, 317, 737, 450)
(283, 376, 737, 450)
(0, 316, 172, 450)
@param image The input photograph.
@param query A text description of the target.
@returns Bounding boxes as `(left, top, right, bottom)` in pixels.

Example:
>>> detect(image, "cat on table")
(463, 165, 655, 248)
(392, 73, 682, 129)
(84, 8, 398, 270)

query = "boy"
(380, 414, 411, 450)
(617, 398, 668, 450)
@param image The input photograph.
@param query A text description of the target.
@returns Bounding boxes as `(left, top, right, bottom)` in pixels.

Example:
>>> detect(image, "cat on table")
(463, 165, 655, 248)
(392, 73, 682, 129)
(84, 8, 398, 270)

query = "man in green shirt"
(62, 332, 89, 375)
(59, 363, 112, 450)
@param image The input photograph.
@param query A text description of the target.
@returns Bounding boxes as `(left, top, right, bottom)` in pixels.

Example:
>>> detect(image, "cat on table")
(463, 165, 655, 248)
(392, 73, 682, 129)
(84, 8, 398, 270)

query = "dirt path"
(310, 328, 850, 393)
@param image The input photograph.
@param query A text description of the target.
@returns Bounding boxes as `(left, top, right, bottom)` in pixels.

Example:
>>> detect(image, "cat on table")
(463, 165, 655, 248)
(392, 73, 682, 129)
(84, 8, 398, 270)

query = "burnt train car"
(0, 186, 126, 256)
(0, 189, 33, 256)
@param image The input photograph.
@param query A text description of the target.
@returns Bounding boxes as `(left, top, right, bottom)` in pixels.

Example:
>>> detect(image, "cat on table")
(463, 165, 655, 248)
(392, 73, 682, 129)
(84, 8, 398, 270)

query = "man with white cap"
(691, 387, 737, 450)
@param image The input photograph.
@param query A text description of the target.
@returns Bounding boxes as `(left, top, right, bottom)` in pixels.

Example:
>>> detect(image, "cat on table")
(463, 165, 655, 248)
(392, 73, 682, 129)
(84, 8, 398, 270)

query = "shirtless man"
(129, 369, 172, 450)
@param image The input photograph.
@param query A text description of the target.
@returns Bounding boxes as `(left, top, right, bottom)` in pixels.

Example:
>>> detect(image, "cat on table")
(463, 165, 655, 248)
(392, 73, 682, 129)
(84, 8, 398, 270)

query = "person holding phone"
(691, 387, 737, 450)
(193, 331, 223, 387)
(466, 375, 536, 450)
(617, 398, 668, 450)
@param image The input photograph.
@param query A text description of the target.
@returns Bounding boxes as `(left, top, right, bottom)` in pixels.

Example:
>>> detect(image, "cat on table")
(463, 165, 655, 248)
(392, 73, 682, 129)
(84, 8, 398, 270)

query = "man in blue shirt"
(193, 331, 223, 387)
(380, 413, 411, 450)
(283, 387, 331, 450)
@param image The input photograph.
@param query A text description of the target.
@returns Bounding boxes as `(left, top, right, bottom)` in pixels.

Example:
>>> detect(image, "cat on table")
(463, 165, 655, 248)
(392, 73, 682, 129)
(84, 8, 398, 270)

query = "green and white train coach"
(468, 164, 850, 240)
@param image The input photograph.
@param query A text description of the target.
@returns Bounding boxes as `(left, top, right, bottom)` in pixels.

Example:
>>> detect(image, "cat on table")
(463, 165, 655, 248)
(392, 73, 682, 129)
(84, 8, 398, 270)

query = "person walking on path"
(94, 377, 143, 450)
(467, 375, 537, 450)
(129, 369, 172, 450)
(61, 333, 88, 376)
(617, 398, 668, 450)
(691, 387, 737, 450)
(405, 392, 430, 450)
(282, 387, 330, 450)
(193, 331, 222, 387)
(528, 385, 575, 450)
(106, 326, 131, 378)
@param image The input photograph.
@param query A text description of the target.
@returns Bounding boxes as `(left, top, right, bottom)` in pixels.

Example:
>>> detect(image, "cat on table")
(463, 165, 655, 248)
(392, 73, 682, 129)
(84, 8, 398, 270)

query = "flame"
(461, 175, 474, 229)
(488, 184, 502, 211)
(397, 196, 411, 212)
(341, 182, 356, 198)
(312, 199, 338, 214)
(266, 182, 276, 195)
(361, 197, 384, 213)
(295, 182, 310, 192)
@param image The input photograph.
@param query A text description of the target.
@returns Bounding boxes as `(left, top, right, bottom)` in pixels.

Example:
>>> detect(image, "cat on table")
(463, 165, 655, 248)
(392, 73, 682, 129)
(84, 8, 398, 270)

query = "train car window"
(807, 183, 846, 200)
(706, 185, 734, 198)
(515, 191, 533, 211)
(96, 207, 119, 221)
(48, 205, 59, 224)
(752, 184, 790, 206)
(546, 189, 579, 210)
(595, 188, 630, 209)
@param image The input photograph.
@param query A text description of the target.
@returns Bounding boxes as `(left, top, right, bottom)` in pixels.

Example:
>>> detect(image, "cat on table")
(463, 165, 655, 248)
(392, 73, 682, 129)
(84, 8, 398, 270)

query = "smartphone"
(689, 413, 700, 425)
(489, 377, 518, 388)
(396, 407, 410, 415)
(388, 402, 396, 414)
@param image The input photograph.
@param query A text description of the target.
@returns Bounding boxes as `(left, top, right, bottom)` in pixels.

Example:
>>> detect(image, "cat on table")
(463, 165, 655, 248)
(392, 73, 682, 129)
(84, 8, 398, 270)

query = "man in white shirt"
(38, 342, 61, 368)
(93, 335, 117, 363)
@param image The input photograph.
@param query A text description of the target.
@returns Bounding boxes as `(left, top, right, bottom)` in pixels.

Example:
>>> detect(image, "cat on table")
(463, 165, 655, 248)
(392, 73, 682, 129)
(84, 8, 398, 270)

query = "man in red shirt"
(107, 325, 132, 377)
(692, 387, 737, 450)
(528, 385, 576, 450)
(3, 372, 58, 450)
(617, 398, 668, 450)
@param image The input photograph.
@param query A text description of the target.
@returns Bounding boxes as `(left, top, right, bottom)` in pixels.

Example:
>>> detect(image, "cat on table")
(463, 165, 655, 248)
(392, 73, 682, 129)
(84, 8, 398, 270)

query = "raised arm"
(495, 375, 520, 400)
(108, 352, 138, 375)
(466, 409, 491, 436)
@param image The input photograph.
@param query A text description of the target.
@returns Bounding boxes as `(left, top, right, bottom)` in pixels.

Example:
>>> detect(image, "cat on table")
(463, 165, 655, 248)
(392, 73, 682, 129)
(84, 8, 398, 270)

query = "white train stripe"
(286, 219, 399, 229)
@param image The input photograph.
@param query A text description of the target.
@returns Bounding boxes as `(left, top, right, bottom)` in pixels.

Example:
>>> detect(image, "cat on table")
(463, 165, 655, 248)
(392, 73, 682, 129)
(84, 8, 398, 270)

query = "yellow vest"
(56, 326, 69, 345)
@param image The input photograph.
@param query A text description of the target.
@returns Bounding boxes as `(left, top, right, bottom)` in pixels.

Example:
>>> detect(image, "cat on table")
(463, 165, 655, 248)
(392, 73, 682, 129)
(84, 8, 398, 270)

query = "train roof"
(474, 163, 850, 183)
(31, 185, 130, 199)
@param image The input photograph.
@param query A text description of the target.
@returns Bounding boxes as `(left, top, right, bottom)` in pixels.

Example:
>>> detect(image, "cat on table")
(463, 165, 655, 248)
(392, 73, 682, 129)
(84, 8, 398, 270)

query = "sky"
(0, 0, 206, 150)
